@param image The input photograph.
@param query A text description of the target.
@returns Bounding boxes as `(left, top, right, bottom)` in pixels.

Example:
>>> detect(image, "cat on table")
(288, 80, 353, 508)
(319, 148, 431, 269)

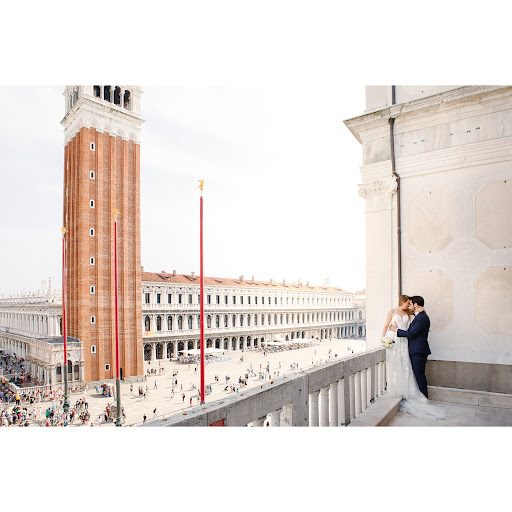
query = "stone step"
(428, 385, 512, 409)
(348, 395, 402, 427)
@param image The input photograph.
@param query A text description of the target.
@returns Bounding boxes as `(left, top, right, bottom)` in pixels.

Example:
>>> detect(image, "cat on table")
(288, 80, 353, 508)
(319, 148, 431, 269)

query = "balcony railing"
(142, 347, 386, 427)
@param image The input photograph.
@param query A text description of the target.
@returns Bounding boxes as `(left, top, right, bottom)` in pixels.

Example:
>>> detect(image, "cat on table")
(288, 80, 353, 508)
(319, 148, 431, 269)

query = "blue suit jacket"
(397, 311, 432, 357)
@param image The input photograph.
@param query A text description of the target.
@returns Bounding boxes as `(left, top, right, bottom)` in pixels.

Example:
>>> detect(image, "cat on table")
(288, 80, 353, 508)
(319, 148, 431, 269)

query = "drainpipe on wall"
(389, 85, 402, 297)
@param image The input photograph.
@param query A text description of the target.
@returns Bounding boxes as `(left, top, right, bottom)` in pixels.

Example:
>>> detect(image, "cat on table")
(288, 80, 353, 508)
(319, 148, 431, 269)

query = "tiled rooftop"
(142, 271, 351, 293)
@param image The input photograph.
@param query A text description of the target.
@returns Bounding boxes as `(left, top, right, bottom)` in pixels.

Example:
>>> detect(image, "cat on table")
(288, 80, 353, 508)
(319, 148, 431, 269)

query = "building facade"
(0, 273, 365, 377)
(344, 85, 512, 393)
(140, 272, 364, 361)
(61, 85, 144, 381)
(0, 280, 84, 387)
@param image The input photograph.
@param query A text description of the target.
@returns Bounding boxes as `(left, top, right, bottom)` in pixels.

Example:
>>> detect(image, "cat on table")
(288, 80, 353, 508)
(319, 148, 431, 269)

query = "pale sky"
(0, 84, 367, 296)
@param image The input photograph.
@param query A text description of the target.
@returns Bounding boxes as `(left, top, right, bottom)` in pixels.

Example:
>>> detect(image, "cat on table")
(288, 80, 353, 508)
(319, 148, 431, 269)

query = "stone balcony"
(142, 347, 512, 427)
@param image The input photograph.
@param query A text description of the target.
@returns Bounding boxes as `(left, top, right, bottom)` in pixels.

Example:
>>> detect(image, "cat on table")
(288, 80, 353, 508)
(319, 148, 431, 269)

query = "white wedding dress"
(386, 313, 446, 420)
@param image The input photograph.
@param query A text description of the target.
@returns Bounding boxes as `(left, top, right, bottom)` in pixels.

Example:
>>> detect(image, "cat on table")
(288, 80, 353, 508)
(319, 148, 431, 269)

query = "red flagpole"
(114, 217, 120, 381)
(62, 234, 67, 364)
(200, 181, 205, 403)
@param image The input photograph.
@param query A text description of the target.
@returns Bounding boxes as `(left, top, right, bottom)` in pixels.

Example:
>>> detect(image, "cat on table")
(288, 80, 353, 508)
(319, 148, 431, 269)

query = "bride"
(382, 295, 446, 420)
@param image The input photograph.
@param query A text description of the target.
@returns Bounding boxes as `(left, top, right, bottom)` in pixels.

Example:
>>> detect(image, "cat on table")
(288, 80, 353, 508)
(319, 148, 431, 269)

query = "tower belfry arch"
(61, 85, 144, 382)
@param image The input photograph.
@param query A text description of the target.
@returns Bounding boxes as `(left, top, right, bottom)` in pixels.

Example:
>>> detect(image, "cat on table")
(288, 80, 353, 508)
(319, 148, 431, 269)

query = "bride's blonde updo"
(398, 295, 414, 317)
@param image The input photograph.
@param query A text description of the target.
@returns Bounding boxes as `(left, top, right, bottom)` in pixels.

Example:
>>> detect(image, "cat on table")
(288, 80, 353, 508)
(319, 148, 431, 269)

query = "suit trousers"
(410, 353, 428, 399)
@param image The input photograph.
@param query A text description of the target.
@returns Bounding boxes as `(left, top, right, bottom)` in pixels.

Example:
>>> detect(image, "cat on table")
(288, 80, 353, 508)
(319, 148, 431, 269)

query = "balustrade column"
(270, 409, 281, 427)
(252, 416, 267, 427)
(349, 373, 356, 419)
(319, 386, 329, 426)
(329, 381, 338, 426)
(354, 371, 362, 417)
(379, 362, 385, 396)
(367, 366, 373, 404)
(361, 368, 368, 411)
(309, 390, 320, 426)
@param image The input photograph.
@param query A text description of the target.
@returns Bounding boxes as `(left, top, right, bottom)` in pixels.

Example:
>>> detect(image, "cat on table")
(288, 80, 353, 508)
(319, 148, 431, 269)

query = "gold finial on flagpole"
(198, 179, 204, 196)
(113, 208, 120, 219)
(61, 227, 67, 235)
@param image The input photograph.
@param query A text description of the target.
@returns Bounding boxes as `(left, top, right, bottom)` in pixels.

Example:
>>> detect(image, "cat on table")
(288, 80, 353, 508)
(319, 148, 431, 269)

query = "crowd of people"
(254, 339, 320, 353)
(0, 353, 34, 386)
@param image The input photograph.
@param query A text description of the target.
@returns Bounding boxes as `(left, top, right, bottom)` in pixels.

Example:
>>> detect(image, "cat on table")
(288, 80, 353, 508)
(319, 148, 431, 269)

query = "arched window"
(144, 316, 150, 331)
(261, 314, 265, 325)
(286, 314, 289, 324)
(188, 316, 193, 329)
(93, 85, 101, 97)
(240, 315, 243, 327)
(215, 315, 220, 328)
(280, 314, 283, 324)
(156, 316, 162, 331)
(104, 86, 111, 102)
(232, 315, 236, 327)
(167, 316, 173, 330)
(178, 316, 183, 330)
(247, 315, 251, 326)
(67, 360, 73, 374)
(123, 89, 131, 110)
(207, 316, 212, 329)
(224, 315, 228, 327)
(254, 314, 258, 326)
(114, 86, 121, 106)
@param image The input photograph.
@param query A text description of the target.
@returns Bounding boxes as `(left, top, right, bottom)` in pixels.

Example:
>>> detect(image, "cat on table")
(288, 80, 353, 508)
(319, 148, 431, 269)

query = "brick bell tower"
(61, 85, 144, 382)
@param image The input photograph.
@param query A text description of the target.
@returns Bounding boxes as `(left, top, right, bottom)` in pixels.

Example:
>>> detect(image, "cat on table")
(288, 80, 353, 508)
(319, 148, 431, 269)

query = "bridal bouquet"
(381, 336, 395, 349)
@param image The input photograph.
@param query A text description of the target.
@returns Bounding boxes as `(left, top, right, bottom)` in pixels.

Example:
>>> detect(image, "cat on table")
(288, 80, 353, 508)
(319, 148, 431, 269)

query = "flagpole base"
(115, 378, 122, 426)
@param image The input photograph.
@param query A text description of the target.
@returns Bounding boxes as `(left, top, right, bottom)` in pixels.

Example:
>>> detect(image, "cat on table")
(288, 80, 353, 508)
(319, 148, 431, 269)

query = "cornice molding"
(61, 96, 144, 144)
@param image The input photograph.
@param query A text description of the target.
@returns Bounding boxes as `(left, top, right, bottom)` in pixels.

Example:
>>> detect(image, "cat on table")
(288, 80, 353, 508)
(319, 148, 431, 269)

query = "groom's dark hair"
(411, 296, 424, 307)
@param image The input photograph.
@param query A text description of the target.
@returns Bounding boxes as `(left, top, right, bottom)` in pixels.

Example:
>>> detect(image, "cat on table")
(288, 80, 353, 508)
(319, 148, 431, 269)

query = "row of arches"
(55, 360, 81, 383)
(144, 310, 357, 333)
(142, 326, 365, 362)
(93, 85, 131, 110)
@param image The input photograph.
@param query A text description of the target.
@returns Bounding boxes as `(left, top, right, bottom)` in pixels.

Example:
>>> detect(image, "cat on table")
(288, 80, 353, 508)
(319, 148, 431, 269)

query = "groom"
(388, 295, 431, 398)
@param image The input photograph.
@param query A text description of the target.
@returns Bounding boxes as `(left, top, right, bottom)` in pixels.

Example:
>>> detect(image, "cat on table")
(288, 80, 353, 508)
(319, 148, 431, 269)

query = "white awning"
(179, 348, 225, 355)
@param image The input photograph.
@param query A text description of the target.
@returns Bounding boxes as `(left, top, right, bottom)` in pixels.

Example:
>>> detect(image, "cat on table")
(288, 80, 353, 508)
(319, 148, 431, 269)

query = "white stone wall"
(346, 85, 512, 366)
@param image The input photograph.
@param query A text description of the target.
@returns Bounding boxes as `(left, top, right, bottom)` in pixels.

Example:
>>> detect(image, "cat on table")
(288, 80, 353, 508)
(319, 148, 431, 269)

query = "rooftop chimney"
(191, 272, 195, 277)
(283, 279, 286, 284)
(161, 270, 166, 273)
(252, 275, 255, 281)
(307, 281, 310, 286)
(173, 270, 176, 277)
(239, 275, 244, 281)
(270, 278, 273, 283)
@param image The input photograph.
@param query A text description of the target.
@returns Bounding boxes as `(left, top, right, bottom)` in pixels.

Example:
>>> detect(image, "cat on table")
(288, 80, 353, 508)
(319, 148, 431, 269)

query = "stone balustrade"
(143, 347, 386, 427)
